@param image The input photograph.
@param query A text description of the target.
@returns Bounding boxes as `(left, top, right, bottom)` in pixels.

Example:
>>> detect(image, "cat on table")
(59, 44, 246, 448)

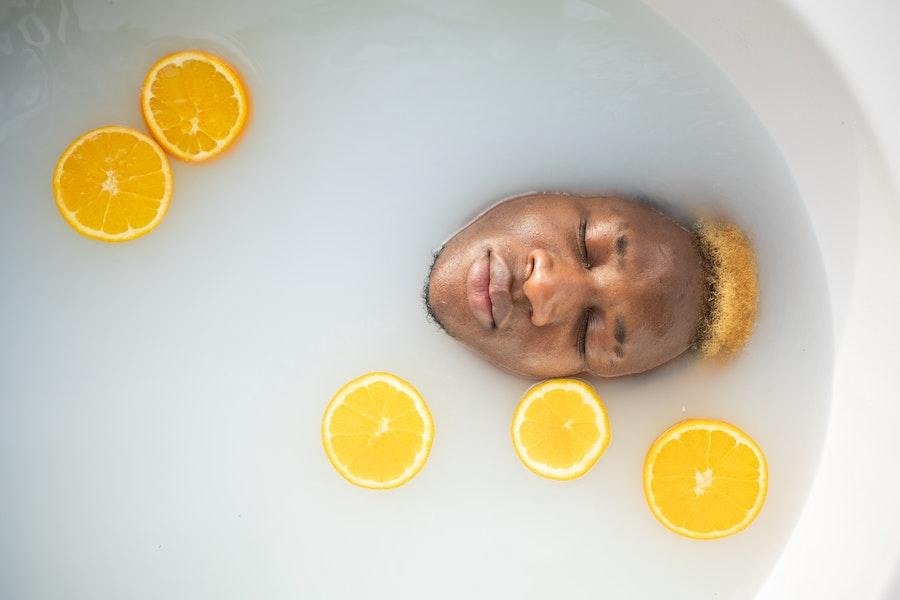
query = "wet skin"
(426, 193, 706, 377)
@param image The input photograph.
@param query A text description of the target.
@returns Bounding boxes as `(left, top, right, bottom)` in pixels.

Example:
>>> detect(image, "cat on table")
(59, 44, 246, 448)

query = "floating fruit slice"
(141, 49, 249, 162)
(511, 379, 610, 480)
(322, 372, 434, 489)
(52, 125, 173, 242)
(644, 419, 768, 539)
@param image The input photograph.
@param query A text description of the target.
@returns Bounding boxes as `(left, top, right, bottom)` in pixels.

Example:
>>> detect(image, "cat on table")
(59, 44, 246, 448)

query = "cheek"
(511, 212, 565, 248)
(491, 229, 535, 258)
(472, 325, 576, 374)
(517, 329, 579, 369)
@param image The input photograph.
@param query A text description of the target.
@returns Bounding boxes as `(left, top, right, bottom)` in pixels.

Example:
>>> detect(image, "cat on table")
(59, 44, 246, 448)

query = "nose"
(523, 249, 591, 326)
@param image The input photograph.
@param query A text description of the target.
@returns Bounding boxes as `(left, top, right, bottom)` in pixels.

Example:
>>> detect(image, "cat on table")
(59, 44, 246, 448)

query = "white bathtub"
(640, 1, 900, 597)
(2, 0, 898, 597)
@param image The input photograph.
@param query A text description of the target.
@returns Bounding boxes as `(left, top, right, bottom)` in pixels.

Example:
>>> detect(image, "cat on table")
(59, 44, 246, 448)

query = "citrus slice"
(52, 126, 173, 242)
(644, 419, 768, 539)
(141, 50, 249, 162)
(511, 379, 610, 480)
(322, 372, 434, 489)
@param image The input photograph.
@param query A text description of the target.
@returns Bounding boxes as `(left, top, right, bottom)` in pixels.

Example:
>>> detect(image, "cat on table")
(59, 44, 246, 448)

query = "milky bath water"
(0, 1, 833, 598)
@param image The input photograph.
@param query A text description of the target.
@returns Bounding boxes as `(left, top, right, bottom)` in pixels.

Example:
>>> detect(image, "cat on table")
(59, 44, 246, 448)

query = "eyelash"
(577, 309, 593, 359)
(578, 218, 590, 268)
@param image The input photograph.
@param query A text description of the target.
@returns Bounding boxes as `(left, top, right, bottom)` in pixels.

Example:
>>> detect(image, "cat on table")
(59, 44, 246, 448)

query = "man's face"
(426, 194, 706, 377)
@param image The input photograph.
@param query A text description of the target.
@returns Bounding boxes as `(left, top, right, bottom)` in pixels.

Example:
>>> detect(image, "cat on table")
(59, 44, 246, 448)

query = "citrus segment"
(511, 379, 610, 480)
(644, 419, 767, 539)
(322, 372, 434, 489)
(52, 126, 173, 242)
(141, 50, 249, 162)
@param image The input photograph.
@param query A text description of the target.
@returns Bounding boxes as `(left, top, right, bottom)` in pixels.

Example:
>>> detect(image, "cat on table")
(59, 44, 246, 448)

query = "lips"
(466, 251, 494, 329)
(466, 249, 514, 330)
(488, 251, 513, 327)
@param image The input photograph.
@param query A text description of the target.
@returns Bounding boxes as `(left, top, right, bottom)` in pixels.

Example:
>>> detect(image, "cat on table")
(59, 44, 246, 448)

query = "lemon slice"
(141, 50, 250, 162)
(53, 126, 173, 242)
(511, 379, 611, 480)
(644, 419, 768, 539)
(322, 372, 434, 489)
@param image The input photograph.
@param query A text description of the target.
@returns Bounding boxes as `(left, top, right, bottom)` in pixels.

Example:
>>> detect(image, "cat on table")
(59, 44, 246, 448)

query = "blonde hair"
(696, 220, 759, 358)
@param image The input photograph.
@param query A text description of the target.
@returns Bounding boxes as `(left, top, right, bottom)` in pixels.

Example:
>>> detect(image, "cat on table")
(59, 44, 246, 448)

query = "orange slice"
(141, 50, 249, 162)
(511, 379, 611, 480)
(52, 126, 173, 242)
(644, 419, 768, 539)
(322, 372, 434, 489)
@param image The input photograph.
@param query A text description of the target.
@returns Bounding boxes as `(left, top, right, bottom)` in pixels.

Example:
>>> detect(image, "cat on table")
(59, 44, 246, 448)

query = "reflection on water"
(0, 0, 153, 142)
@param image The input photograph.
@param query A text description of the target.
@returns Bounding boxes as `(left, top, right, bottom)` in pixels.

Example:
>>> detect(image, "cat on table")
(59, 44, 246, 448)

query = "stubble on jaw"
(422, 244, 448, 333)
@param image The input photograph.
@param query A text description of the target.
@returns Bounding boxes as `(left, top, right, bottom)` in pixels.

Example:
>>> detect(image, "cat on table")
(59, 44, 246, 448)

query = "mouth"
(466, 250, 494, 329)
(465, 249, 514, 331)
(488, 250, 513, 328)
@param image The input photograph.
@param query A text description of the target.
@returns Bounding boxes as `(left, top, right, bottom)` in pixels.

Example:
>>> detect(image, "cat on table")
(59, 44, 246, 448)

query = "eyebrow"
(614, 315, 626, 344)
(615, 234, 627, 257)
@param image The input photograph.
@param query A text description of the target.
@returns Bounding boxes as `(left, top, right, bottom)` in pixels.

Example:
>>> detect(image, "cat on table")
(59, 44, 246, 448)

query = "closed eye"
(577, 309, 593, 359)
(577, 217, 590, 268)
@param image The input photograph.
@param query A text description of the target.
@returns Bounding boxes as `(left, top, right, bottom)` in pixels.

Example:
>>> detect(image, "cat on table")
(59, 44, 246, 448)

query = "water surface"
(0, 1, 833, 598)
